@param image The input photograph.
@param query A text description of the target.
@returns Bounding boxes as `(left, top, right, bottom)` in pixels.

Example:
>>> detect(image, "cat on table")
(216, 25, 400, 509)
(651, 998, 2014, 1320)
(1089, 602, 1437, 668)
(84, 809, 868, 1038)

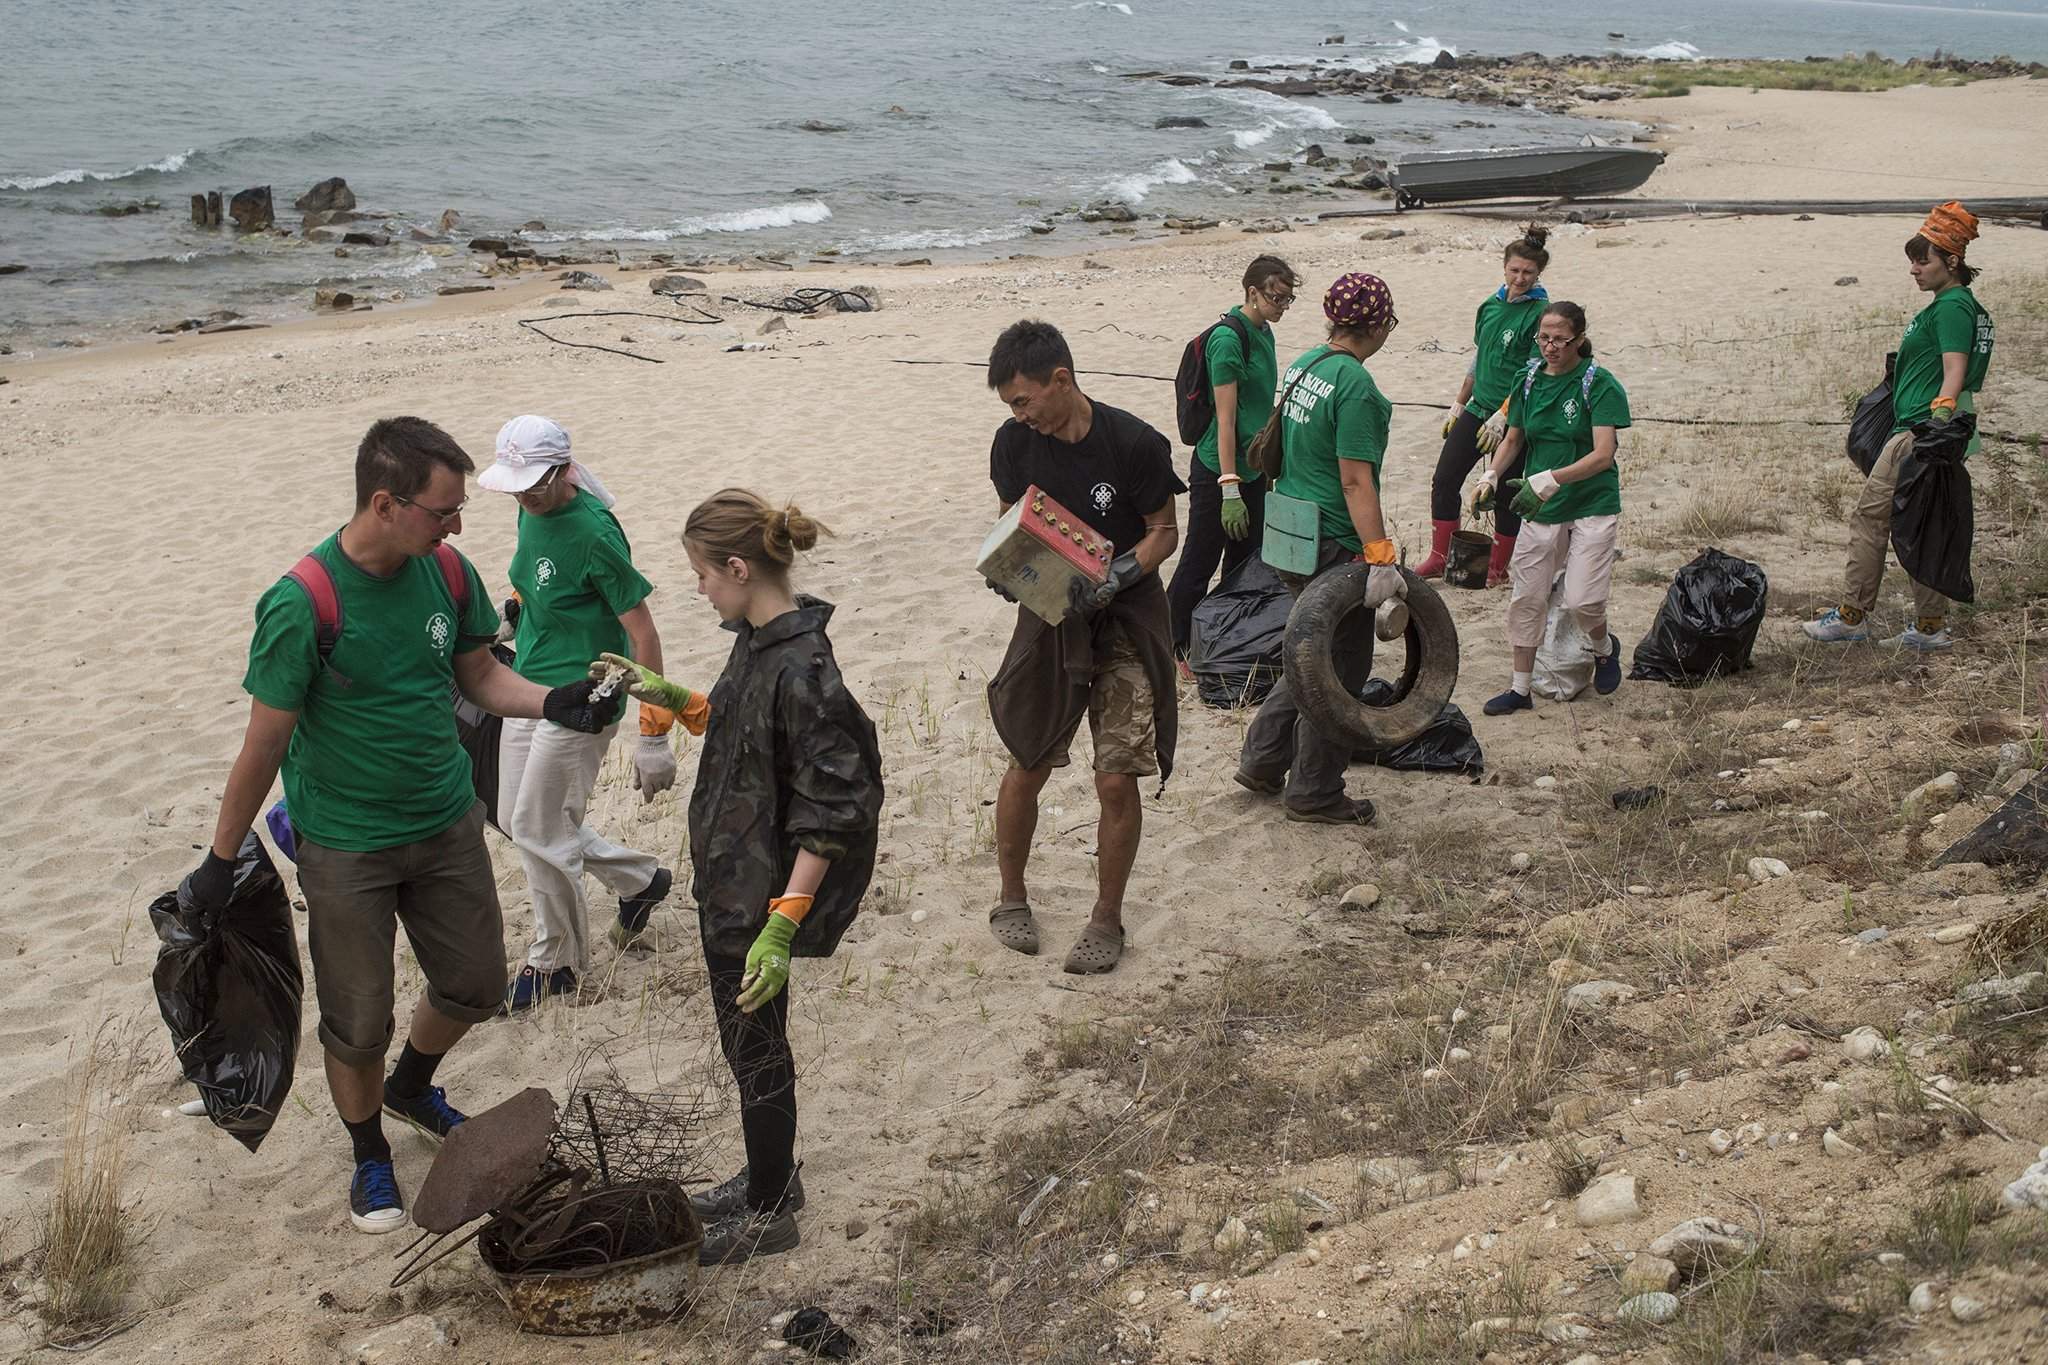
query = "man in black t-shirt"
(982, 320, 1185, 975)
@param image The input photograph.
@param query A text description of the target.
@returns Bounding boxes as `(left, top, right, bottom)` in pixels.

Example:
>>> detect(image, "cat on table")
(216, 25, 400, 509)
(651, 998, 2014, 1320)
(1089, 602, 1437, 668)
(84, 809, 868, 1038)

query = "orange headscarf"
(1918, 201, 1978, 258)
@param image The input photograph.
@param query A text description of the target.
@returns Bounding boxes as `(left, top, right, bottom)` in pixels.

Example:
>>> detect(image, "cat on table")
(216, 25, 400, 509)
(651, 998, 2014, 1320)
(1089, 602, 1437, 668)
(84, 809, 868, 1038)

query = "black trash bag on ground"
(1891, 414, 1975, 604)
(149, 832, 303, 1152)
(1188, 557, 1291, 709)
(1351, 679, 1485, 775)
(1628, 548, 1769, 687)
(1845, 351, 1896, 476)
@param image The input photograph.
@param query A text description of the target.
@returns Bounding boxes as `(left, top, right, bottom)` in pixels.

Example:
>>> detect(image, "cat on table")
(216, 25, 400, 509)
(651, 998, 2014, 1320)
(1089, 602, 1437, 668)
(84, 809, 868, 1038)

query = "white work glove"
(1475, 407, 1508, 454)
(1466, 471, 1499, 520)
(631, 732, 678, 801)
(1527, 469, 1561, 501)
(1363, 564, 1408, 610)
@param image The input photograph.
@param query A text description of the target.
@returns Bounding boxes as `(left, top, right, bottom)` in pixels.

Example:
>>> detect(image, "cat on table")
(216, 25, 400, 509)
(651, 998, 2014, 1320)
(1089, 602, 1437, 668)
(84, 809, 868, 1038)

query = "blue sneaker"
(383, 1082, 467, 1141)
(1802, 609, 1868, 643)
(499, 964, 578, 1015)
(1594, 636, 1624, 695)
(349, 1159, 406, 1234)
(1885, 625, 1954, 653)
(1483, 688, 1534, 716)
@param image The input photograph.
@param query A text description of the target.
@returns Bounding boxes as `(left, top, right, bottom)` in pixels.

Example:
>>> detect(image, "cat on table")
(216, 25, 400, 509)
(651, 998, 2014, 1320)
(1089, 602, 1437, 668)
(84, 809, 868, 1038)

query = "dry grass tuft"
(1681, 479, 1786, 542)
(36, 1025, 144, 1339)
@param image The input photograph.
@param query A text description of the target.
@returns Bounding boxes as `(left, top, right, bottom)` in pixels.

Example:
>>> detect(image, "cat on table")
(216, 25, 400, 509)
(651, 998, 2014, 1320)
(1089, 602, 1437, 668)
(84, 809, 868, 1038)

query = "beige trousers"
(1506, 515, 1619, 650)
(1842, 429, 1949, 621)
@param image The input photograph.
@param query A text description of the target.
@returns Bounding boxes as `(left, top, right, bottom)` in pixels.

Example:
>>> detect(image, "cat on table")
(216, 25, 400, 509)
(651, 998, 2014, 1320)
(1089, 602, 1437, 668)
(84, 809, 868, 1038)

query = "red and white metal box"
(976, 485, 1114, 625)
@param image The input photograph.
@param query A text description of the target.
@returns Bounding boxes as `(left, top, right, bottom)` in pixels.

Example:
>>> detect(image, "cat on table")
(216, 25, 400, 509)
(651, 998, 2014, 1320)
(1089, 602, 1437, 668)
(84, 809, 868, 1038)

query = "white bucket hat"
(479, 414, 616, 507)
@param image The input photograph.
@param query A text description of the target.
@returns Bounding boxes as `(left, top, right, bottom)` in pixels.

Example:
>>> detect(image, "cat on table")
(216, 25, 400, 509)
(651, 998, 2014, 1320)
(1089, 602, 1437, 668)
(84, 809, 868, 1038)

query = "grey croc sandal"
(1062, 922, 1124, 975)
(988, 900, 1039, 956)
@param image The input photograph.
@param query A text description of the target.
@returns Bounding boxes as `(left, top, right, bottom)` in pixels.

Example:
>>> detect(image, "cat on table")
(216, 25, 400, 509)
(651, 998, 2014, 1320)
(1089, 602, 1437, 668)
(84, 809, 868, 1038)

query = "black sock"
(386, 1042, 445, 1100)
(344, 1112, 391, 1166)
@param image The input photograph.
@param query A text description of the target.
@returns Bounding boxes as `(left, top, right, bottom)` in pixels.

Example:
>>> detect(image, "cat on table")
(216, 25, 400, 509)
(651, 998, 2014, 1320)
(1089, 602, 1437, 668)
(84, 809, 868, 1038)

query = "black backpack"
(1175, 312, 1253, 446)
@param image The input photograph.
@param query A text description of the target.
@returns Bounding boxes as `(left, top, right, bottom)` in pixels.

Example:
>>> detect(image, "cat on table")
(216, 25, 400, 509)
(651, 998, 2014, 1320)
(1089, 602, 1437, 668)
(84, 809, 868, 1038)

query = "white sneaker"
(1886, 626, 1954, 652)
(1802, 609, 1868, 643)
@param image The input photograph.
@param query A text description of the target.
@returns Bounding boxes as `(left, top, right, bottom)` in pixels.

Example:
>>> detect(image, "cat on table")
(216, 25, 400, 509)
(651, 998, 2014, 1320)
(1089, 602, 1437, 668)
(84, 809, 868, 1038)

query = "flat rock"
(1359, 227, 1407, 241)
(1903, 771, 1961, 817)
(556, 270, 612, 291)
(1575, 1172, 1641, 1227)
(1950, 1293, 1990, 1323)
(1746, 856, 1791, 881)
(1339, 883, 1381, 911)
(1618, 1291, 1678, 1324)
(436, 284, 492, 296)
(1622, 1253, 1679, 1294)
(1647, 1216, 1756, 1275)
(649, 273, 707, 293)
(1958, 971, 2046, 1007)
(1933, 923, 1977, 944)
(1565, 979, 1636, 1012)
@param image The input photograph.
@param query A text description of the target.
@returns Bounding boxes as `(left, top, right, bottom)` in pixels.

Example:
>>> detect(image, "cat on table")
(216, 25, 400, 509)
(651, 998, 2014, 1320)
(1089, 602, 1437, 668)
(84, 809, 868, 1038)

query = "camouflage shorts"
(1026, 624, 1158, 777)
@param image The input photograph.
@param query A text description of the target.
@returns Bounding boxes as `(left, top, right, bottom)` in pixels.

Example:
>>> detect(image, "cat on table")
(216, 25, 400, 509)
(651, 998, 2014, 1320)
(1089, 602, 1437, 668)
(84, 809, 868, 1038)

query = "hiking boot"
(349, 1159, 407, 1235)
(1482, 688, 1534, 716)
(690, 1165, 806, 1222)
(609, 867, 674, 950)
(1593, 636, 1624, 695)
(697, 1207, 801, 1266)
(1885, 625, 1954, 652)
(1802, 609, 1868, 644)
(1233, 768, 1283, 797)
(500, 964, 577, 1015)
(1284, 796, 1376, 826)
(382, 1082, 467, 1141)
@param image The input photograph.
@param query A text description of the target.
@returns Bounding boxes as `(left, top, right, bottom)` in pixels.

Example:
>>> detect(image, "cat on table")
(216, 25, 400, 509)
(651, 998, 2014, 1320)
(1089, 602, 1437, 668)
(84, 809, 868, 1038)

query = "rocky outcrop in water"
(228, 186, 274, 232)
(294, 177, 356, 212)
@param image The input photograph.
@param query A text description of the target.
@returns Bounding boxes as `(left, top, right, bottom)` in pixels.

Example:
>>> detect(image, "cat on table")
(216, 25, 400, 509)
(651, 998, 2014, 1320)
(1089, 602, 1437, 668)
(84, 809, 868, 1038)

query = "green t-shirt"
(1465, 289, 1548, 418)
(1272, 344, 1391, 553)
(1194, 307, 1279, 482)
(1504, 358, 1631, 525)
(509, 490, 652, 687)
(243, 533, 500, 853)
(1891, 285, 1993, 435)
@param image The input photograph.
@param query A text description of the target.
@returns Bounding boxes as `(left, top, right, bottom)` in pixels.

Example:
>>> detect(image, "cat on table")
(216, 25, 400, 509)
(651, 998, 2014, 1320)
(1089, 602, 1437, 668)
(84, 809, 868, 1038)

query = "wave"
(0, 150, 193, 192)
(1215, 87, 1342, 151)
(535, 200, 834, 242)
(1101, 158, 1198, 204)
(1633, 40, 1704, 60)
(843, 220, 1037, 252)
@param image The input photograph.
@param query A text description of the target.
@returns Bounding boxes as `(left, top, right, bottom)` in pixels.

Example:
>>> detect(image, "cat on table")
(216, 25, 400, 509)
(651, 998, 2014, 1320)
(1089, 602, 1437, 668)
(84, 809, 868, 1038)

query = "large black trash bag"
(150, 832, 303, 1152)
(1188, 557, 1291, 709)
(1352, 679, 1485, 775)
(1628, 548, 1769, 687)
(452, 642, 516, 834)
(1891, 414, 1975, 604)
(1845, 351, 1896, 476)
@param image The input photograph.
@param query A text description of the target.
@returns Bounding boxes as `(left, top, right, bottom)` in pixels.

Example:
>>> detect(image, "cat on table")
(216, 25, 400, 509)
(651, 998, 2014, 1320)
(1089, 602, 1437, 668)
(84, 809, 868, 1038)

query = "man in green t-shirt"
(481, 416, 677, 1012)
(177, 417, 622, 1236)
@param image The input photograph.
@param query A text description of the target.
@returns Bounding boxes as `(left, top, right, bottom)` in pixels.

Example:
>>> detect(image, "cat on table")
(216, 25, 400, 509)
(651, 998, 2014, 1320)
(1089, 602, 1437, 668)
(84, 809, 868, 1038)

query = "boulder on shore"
(294, 177, 356, 213)
(228, 186, 275, 233)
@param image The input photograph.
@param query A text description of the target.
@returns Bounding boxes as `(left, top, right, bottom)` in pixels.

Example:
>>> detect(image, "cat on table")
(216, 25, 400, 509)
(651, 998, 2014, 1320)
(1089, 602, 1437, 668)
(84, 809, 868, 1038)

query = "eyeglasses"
(1262, 288, 1296, 308)
(515, 466, 561, 498)
(393, 492, 469, 525)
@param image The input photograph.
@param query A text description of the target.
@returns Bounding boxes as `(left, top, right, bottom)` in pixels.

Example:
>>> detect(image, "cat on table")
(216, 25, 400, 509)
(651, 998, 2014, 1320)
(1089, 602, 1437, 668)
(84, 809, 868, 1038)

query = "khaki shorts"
(1021, 623, 1159, 777)
(295, 800, 507, 1068)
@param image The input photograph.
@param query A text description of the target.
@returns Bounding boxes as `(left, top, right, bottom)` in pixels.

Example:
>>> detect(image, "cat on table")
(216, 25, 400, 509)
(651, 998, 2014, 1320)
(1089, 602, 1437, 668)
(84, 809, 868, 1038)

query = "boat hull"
(1389, 146, 1666, 205)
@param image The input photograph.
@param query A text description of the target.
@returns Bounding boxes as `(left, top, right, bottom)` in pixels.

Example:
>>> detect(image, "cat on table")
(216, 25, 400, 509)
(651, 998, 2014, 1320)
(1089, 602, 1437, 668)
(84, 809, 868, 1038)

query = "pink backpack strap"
(430, 542, 470, 616)
(283, 553, 343, 661)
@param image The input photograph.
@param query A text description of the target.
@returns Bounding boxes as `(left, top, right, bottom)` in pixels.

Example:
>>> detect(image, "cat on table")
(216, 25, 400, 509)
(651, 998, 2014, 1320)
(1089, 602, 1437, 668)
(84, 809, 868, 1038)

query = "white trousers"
(1506, 514, 1619, 650)
(498, 717, 659, 974)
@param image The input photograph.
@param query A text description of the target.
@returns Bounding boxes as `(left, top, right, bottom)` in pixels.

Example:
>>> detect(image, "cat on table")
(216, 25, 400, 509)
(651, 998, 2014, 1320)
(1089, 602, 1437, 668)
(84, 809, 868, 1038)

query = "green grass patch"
(1624, 54, 1996, 95)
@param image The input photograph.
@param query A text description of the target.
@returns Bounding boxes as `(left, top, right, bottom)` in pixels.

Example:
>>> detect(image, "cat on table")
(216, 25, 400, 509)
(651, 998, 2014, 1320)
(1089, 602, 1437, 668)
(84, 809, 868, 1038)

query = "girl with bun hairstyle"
(594, 488, 883, 1266)
(1415, 225, 1554, 586)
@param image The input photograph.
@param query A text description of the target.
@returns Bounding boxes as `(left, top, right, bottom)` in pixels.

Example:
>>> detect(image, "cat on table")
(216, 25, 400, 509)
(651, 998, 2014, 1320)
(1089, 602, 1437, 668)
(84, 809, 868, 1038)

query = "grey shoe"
(689, 1165, 806, 1222)
(698, 1207, 801, 1265)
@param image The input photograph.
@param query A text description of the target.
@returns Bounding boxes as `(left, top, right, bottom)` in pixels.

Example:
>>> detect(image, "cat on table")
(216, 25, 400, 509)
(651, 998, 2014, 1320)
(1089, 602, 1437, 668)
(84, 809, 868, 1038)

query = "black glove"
(983, 576, 1018, 604)
(1068, 552, 1143, 617)
(501, 596, 522, 630)
(181, 849, 236, 917)
(543, 680, 624, 734)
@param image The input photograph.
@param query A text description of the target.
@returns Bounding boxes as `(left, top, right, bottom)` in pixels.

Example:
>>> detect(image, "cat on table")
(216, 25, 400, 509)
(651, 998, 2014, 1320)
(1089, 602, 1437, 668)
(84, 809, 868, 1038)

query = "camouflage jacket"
(688, 598, 883, 961)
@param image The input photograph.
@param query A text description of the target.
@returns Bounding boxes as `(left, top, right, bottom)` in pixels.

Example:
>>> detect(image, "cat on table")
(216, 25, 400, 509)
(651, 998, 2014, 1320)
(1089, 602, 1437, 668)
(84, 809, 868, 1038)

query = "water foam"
(1633, 41, 1704, 61)
(1101, 158, 1198, 204)
(548, 200, 834, 241)
(0, 150, 193, 192)
(1217, 87, 1341, 152)
(845, 220, 1037, 252)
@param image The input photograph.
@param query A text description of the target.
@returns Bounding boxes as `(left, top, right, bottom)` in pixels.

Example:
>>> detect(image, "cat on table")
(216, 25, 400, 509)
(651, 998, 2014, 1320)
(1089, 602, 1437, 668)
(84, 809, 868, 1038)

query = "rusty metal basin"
(485, 1234, 702, 1336)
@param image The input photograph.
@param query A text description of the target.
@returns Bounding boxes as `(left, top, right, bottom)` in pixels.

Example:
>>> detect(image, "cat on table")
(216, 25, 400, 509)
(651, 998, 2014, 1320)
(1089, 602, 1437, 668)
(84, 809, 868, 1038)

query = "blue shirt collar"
(1494, 283, 1550, 304)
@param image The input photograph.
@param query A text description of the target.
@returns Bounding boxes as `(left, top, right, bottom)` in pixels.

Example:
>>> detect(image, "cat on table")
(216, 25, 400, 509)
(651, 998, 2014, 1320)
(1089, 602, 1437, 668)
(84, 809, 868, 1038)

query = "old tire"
(1283, 565, 1459, 752)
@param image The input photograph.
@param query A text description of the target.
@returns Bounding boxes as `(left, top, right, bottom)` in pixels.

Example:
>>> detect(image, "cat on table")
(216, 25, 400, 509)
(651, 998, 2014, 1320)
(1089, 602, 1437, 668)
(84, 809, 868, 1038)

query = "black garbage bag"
(150, 832, 303, 1152)
(1845, 351, 1896, 476)
(1891, 414, 1975, 604)
(452, 642, 515, 834)
(1628, 548, 1769, 687)
(1352, 679, 1485, 775)
(1188, 557, 1291, 709)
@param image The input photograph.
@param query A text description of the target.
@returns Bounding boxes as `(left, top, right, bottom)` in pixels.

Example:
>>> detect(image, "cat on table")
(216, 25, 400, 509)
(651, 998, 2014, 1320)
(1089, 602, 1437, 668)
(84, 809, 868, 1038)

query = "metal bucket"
(1445, 529, 1492, 589)
(486, 1235, 701, 1336)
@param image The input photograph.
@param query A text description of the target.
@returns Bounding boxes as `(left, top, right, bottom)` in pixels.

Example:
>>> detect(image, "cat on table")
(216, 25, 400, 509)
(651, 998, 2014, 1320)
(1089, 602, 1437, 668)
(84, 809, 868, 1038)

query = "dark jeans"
(706, 947, 798, 1213)
(1430, 408, 1525, 537)
(1167, 454, 1268, 655)
(1238, 542, 1371, 811)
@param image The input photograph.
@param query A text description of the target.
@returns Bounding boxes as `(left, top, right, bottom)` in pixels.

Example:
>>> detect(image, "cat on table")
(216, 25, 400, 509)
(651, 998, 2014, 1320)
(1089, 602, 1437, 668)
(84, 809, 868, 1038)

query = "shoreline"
(5, 53, 2041, 357)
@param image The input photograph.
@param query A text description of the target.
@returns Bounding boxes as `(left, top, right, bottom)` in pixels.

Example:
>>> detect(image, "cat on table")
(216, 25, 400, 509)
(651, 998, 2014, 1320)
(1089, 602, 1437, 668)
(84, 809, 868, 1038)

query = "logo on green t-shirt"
(426, 612, 452, 652)
(535, 557, 557, 587)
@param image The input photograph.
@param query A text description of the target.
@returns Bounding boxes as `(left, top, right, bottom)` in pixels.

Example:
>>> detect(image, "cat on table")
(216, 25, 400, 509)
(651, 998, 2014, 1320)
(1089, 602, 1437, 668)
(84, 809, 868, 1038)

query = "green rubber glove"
(736, 905, 801, 1013)
(1218, 486, 1250, 541)
(592, 651, 695, 714)
(1508, 477, 1544, 520)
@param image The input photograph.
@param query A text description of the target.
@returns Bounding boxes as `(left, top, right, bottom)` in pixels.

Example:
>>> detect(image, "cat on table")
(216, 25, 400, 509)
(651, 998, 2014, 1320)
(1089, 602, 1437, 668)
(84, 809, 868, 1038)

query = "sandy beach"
(2, 78, 2045, 1364)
